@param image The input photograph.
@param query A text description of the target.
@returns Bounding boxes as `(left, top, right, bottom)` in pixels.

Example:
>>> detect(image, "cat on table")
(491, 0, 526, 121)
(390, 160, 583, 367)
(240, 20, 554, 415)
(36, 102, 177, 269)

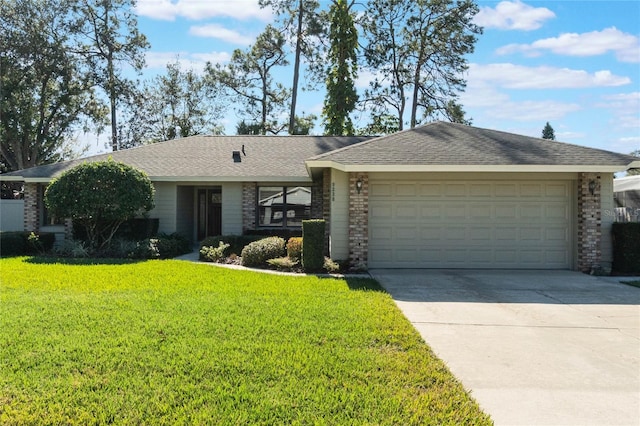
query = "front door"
(197, 188, 222, 240)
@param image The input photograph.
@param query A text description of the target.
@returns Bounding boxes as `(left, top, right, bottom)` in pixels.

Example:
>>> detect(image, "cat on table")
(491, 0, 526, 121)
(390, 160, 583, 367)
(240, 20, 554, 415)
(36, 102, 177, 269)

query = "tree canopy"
(542, 122, 556, 140)
(45, 158, 154, 248)
(322, 0, 358, 136)
(0, 0, 104, 172)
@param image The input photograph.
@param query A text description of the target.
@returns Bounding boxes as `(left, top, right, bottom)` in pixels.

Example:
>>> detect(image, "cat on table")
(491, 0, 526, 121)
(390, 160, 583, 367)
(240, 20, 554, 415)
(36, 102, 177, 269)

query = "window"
(258, 186, 311, 227)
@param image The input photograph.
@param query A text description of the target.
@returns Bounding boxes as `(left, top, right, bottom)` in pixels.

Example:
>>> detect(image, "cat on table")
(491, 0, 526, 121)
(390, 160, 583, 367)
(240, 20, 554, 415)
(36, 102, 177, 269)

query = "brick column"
(23, 183, 39, 232)
(577, 173, 601, 273)
(348, 172, 368, 268)
(242, 182, 256, 233)
(322, 169, 331, 256)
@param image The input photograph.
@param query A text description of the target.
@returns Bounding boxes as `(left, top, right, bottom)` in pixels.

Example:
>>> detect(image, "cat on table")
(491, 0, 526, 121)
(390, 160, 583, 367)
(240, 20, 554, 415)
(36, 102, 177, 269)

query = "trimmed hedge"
(0, 232, 56, 257)
(73, 218, 159, 242)
(302, 220, 325, 272)
(287, 237, 303, 261)
(612, 223, 640, 274)
(200, 235, 263, 257)
(241, 237, 286, 267)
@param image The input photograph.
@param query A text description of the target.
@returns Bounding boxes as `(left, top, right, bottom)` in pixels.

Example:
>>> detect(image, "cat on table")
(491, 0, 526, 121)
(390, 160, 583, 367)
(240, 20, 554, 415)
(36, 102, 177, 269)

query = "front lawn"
(0, 258, 491, 425)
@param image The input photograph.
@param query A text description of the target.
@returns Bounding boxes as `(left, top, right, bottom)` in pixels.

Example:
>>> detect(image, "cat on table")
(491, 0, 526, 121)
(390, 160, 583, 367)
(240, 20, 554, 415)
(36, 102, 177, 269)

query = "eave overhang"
(305, 160, 633, 174)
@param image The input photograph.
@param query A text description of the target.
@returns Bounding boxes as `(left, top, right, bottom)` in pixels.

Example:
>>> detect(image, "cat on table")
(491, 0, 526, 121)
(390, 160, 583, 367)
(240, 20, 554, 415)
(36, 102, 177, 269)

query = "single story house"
(2, 122, 637, 272)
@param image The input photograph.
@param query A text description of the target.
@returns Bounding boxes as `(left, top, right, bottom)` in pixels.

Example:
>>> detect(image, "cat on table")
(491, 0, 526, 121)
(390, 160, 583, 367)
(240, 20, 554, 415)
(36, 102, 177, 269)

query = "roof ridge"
(308, 122, 444, 161)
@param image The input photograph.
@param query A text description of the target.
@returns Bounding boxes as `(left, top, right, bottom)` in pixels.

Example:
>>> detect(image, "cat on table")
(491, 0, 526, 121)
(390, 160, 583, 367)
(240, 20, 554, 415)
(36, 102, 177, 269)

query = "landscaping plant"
(44, 158, 154, 250)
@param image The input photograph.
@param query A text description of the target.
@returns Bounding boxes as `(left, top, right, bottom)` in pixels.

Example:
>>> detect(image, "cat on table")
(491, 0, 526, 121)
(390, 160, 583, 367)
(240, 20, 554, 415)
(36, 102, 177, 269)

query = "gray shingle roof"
(2, 135, 373, 181)
(308, 122, 635, 167)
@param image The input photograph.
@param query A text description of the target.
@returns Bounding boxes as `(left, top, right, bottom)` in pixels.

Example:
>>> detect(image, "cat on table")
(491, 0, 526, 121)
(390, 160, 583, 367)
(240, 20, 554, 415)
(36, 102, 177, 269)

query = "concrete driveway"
(369, 269, 640, 426)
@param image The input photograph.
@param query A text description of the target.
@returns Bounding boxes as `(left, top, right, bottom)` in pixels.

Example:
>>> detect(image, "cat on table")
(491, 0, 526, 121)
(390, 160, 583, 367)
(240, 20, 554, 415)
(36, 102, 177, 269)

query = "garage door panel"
(397, 205, 418, 219)
(546, 204, 569, 219)
(495, 205, 517, 219)
(396, 183, 417, 196)
(469, 227, 491, 241)
(369, 179, 572, 269)
(445, 184, 467, 197)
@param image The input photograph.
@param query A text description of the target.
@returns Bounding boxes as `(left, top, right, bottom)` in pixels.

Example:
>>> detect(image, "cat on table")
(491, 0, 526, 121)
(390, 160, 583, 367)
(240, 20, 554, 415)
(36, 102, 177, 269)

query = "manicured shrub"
(241, 236, 286, 267)
(302, 219, 325, 272)
(200, 242, 230, 262)
(287, 237, 303, 261)
(0, 232, 55, 257)
(200, 235, 262, 256)
(45, 158, 154, 249)
(0, 232, 25, 256)
(612, 223, 640, 274)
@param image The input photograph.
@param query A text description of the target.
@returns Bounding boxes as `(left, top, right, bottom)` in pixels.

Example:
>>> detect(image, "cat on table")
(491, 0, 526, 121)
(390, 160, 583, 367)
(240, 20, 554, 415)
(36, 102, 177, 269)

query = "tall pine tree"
(322, 0, 358, 136)
(542, 122, 556, 140)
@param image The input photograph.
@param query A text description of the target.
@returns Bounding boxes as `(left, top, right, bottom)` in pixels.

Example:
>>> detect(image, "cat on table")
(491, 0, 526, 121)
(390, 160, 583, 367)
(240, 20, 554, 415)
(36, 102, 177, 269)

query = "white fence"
(0, 199, 24, 232)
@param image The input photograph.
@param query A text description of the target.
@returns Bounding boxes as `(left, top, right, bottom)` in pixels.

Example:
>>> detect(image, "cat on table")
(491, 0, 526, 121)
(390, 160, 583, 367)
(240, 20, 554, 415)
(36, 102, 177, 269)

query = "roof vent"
(232, 151, 242, 163)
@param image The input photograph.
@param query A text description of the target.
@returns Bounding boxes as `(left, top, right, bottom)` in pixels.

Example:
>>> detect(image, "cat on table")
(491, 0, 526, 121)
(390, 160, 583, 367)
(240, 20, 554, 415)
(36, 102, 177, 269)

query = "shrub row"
(0, 232, 56, 257)
(73, 218, 159, 242)
(53, 233, 191, 260)
(612, 223, 640, 274)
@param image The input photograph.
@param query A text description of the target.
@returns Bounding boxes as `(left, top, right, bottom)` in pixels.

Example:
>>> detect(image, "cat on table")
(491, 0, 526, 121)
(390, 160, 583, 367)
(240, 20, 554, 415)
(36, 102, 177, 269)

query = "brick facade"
(577, 172, 602, 273)
(348, 172, 368, 268)
(322, 169, 331, 255)
(23, 183, 40, 232)
(242, 182, 257, 233)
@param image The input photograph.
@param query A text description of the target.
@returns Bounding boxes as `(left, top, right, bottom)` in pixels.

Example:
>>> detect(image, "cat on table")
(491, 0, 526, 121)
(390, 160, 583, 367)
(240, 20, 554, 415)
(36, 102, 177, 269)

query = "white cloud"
(467, 63, 630, 89)
(135, 0, 272, 21)
(496, 27, 640, 63)
(599, 92, 640, 130)
(474, 0, 555, 31)
(189, 24, 255, 45)
(145, 51, 231, 73)
(460, 82, 581, 123)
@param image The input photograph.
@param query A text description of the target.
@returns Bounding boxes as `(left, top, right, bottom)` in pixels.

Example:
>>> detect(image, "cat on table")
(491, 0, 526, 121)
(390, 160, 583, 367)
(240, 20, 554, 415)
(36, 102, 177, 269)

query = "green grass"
(0, 257, 491, 425)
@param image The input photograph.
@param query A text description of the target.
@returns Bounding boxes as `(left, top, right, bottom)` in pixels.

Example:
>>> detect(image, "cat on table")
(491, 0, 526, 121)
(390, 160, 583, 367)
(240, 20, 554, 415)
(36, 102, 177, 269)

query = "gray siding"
(329, 169, 350, 261)
(150, 182, 177, 234)
(222, 182, 243, 235)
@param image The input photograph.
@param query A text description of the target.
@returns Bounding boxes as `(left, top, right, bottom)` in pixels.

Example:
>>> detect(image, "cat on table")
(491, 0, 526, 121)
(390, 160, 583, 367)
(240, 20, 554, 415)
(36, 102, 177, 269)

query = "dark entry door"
(197, 188, 222, 240)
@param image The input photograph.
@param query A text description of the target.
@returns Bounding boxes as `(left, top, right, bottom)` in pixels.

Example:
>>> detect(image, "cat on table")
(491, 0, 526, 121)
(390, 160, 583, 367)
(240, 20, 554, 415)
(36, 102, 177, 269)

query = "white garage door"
(368, 179, 572, 269)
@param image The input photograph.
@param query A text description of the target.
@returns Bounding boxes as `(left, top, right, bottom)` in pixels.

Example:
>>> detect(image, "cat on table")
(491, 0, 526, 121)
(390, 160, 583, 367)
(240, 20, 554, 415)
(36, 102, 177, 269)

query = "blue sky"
(89, 0, 639, 156)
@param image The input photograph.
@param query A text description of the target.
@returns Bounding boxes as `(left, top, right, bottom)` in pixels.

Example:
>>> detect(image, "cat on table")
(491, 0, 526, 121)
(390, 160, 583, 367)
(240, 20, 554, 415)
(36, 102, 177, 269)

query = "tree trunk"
(288, 0, 304, 134)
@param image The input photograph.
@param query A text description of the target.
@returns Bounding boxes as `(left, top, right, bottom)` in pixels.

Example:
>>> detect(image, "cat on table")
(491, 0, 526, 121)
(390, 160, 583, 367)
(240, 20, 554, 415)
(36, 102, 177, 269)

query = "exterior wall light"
(588, 180, 597, 196)
(355, 177, 363, 194)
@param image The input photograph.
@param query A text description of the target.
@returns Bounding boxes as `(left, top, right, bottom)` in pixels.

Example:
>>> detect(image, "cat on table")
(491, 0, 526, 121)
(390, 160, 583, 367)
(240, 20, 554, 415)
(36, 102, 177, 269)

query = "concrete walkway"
(369, 269, 640, 426)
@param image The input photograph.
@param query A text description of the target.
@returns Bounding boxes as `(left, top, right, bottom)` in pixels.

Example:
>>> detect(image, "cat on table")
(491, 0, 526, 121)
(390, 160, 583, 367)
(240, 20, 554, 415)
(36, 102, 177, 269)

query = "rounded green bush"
(45, 158, 154, 249)
(241, 236, 286, 267)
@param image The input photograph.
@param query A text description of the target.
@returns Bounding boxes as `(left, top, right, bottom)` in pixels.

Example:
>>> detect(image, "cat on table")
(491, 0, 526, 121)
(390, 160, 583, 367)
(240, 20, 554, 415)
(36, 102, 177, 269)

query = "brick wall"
(322, 169, 331, 255)
(242, 182, 256, 233)
(577, 172, 602, 273)
(348, 172, 368, 268)
(23, 183, 39, 232)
